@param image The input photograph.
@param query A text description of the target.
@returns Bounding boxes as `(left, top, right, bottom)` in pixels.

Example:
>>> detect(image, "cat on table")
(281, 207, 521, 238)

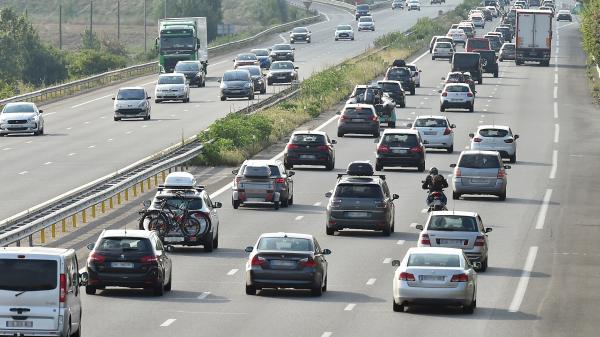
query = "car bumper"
(114, 109, 149, 118)
(221, 88, 252, 97)
(270, 54, 293, 61)
(395, 282, 474, 306)
(290, 36, 310, 42)
(0, 122, 40, 134)
(327, 215, 389, 231)
(441, 99, 473, 108)
(155, 92, 186, 100)
(268, 75, 294, 83)
(358, 25, 375, 31)
(336, 34, 354, 40)
(452, 178, 506, 194)
(470, 143, 515, 156)
(247, 269, 321, 289)
(285, 154, 332, 166)
(376, 154, 424, 167)
(500, 52, 515, 60)
(337, 123, 379, 135)
(87, 268, 161, 288)
(233, 190, 286, 203)
(433, 52, 453, 58)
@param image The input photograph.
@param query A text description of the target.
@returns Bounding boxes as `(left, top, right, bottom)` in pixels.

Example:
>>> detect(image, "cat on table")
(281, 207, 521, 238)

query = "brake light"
(504, 139, 514, 143)
(442, 92, 448, 97)
(317, 145, 330, 151)
(431, 191, 441, 198)
(467, 92, 473, 97)
(399, 272, 416, 281)
(88, 252, 105, 264)
(409, 146, 423, 154)
(443, 127, 452, 135)
(59, 274, 66, 303)
(450, 273, 469, 282)
(287, 144, 300, 150)
(275, 178, 286, 184)
(340, 115, 350, 120)
(377, 144, 390, 153)
(299, 258, 317, 268)
(474, 235, 486, 246)
(420, 234, 431, 246)
(497, 168, 505, 179)
(473, 137, 482, 143)
(455, 168, 461, 177)
(369, 115, 378, 121)
(251, 255, 266, 266)
(140, 255, 159, 264)
(235, 176, 241, 185)
(374, 200, 387, 208)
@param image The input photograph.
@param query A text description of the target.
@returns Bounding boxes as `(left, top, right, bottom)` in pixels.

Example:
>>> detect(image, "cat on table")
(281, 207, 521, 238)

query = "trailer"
(515, 10, 553, 66)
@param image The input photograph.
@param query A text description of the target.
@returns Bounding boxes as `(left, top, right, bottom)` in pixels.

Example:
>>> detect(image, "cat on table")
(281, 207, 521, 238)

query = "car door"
(67, 256, 81, 332)
(382, 181, 395, 224)
(313, 239, 327, 280)
(281, 164, 293, 197)
(204, 193, 220, 236)
(153, 235, 171, 284)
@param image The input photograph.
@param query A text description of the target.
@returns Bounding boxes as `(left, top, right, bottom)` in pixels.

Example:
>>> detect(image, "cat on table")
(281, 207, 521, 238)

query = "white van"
(0, 247, 83, 337)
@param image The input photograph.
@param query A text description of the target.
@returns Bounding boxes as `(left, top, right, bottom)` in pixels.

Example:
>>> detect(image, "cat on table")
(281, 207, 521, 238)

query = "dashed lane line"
(344, 303, 356, 311)
(396, 240, 405, 245)
(295, 215, 304, 221)
(554, 124, 559, 143)
(508, 246, 539, 312)
(536, 189, 553, 229)
(366, 278, 376, 286)
(71, 94, 113, 109)
(227, 269, 239, 276)
(550, 150, 558, 179)
(321, 332, 333, 337)
(553, 102, 558, 119)
(383, 258, 392, 264)
(160, 319, 176, 327)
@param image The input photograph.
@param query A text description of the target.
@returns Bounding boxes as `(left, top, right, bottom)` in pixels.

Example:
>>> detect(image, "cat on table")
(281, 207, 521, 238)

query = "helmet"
(429, 167, 438, 175)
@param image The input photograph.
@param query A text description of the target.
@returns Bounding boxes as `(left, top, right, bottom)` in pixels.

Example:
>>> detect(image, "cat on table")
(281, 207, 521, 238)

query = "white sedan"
(410, 115, 455, 153)
(154, 73, 189, 103)
(439, 83, 475, 112)
(392, 247, 477, 313)
(432, 41, 454, 60)
(0, 102, 45, 136)
(334, 24, 354, 41)
(469, 125, 519, 163)
(407, 0, 421, 11)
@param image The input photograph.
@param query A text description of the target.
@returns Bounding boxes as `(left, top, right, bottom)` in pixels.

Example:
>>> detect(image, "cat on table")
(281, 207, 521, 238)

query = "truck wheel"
(411, 88, 415, 95)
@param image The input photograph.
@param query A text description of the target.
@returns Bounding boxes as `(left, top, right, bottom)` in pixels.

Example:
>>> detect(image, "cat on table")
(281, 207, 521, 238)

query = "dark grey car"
(245, 233, 331, 296)
(232, 159, 294, 209)
(337, 104, 380, 137)
(174, 60, 206, 87)
(219, 70, 254, 101)
(238, 65, 266, 94)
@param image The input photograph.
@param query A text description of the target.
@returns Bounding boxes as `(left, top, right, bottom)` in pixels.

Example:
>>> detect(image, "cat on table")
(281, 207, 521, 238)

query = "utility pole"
(117, 0, 120, 42)
(59, 3, 62, 49)
(89, 0, 93, 47)
(164, 0, 167, 18)
(144, 0, 147, 52)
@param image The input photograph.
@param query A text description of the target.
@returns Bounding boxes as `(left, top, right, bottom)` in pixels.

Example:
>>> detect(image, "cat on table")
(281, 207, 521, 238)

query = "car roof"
(344, 103, 376, 109)
(259, 232, 314, 240)
(292, 130, 327, 136)
(242, 159, 282, 166)
(382, 128, 420, 135)
(460, 150, 501, 156)
(5, 102, 35, 107)
(444, 83, 471, 88)
(101, 229, 153, 238)
(0, 246, 71, 255)
(338, 176, 381, 184)
(415, 115, 448, 120)
(429, 210, 478, 217)
(478, 124, 510, 130)
(118, 86, 145, 90)
(159, 73, 185, 77)
(406, 247, 464, 255)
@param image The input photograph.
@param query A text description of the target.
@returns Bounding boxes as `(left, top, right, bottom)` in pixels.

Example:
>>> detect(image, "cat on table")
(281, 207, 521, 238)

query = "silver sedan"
(392, 247, 477, 313)
(0, 102, 45, 136)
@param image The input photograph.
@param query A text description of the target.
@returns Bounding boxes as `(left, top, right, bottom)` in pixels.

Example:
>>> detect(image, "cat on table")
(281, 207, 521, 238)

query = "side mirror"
(111, 97, 116, 100)
(441, 77, 446, 80)
(287, 171, 295, 177)
(322, 249, 332, 255)
(407, 123, 413, 128)
(438, 90, 442, 93)
(232, 169, 239, 175)
(504, 165, 511, 169)
(485, 227, 493, 233)
(514, 134, 519, 139)
(331, 139, 337, 144)
(450, 163, 457, 168)
(245, 246, 254, 253)
(450, 124, 456, 128)
(415, 224, 424, 230)
(468, 133, 475, 138)
(86, 243, 95, 250)
(336, 111, 341, 115)
(79, 272, 89, 287)
(165, 245, 175, 252)
(213, 202, 223, 209)
(392, 194, 399, 200)
(147, 96, 152, 100)
(325, 191, 333, 198)
(142, 200, 152, 208)
(38, 110, 43, 113)
(294, 67, 299, 70)
(391, 260, 401, 267)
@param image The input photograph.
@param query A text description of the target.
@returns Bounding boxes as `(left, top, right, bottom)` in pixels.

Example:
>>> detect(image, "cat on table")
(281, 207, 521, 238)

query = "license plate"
(111, 262, 134, 268)
(6, 321, 33, 328)
(277, 76, 286, 79)
(164, 237, 182, 243)
(392, 149, 407, 154)
(470, 178, 490, 184)
(346, 211, 368, 218)
(424, 131, 437, 135)
(300, 155, 316, 159)
(439, 239, 464, 245)
(270, 260, 297, 267)
(352, 119, 365, 122)
(451, 99, 462, 102)
(419, 275, 445, 281)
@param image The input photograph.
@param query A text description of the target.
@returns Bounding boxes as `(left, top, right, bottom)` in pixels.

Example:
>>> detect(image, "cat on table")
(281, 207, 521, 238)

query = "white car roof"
(478, 124, 510, 130)
(0, 247, 71, 255)
(415, 115, 448, 120)
(460, 149, 502, 156)
(428, 210, 478, 217)
(448, 29, 465, 33)
(443, 83, 471, 88)
(118, 86, 145, 90)
(102, 229, 153, 238)
(382, 128, 420, 135)
(158, 73, 185, 78)
(259, 232, 314, 240)
(164, 172, 196, 188)
(344, 103, 375, 110)
(406, 247, 464, 255)
(242, 159, 282, 166)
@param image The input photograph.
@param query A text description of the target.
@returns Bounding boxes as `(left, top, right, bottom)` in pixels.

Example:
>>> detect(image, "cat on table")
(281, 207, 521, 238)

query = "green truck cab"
(156, 17, 208, 74)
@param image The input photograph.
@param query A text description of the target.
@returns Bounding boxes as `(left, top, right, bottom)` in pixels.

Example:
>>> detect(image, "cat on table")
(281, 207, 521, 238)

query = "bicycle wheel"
(182, 212, 210, 237)
(139, 210, 162, 230)
(147, 213, 170, 237)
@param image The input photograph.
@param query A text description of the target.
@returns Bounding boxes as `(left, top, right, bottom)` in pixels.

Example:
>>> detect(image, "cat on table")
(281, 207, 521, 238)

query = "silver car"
(392, 247, 477, 313)
(469, 125, 519, 163)
(154, 73, 189, 103)
(0, 102, 44, 136)
(451, 150, 510, 201)
(416, 211, 492, 271)
(432, 41, 454, 60)
(358, 16, 375, 31)
(409, 115, 455, 153)
(112, 87, 151, 121)
(334, 24, 354, 41)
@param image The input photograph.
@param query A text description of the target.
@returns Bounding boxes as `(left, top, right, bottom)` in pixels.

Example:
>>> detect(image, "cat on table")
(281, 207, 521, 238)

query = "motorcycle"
(427, 191, 448, 212)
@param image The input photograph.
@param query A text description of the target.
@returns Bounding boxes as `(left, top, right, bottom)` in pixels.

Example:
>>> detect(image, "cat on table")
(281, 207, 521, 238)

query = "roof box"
(163, 172, 196, 189)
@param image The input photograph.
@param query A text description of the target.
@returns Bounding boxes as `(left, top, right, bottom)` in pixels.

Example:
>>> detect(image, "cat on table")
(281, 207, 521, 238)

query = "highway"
(39, 8, 600, 337)
(0, 1, 464, 221)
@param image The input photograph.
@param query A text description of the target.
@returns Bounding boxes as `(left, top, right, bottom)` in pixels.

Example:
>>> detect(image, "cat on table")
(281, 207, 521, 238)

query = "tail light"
(317, 145, 330, 151)
(409, 146, 423, 154)
(473, 137, 482, 143)
(497, 168, 506, 179)
(234, 176, 241, 185)
(474, 235, 486, 246)
(431, 191, 441, 198)
(467, 92, 473, 97)
(442, 92, 448, 97)
(443, 127, 452, 135)
(377, 144, 390, 153)
(331, 198, 342, 208)
(447, 33, 452, 37)
(340, 115, 350, 120)
(88, 252, 105, 264)
(140, 255, 159, 264)
(251, 255, 266, 266)
(59, 274, 66, 303)
(374, 200, 387, 208)
(287, 144, 300, 150)
(504, 138, 514, 143)
(275, 178, 286, 184)
(299, 258, 317, 268)
(369, 115, 378, 121)
(450, 273, 469, 282)
(420, 234, 431, 246)
(455, 168, 461, 177)
(399, 272, 416, 281)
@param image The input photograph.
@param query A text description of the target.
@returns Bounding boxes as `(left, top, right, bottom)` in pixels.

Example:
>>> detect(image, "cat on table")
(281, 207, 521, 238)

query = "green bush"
(581, 0, 600, 63)
(67, 50, 127, 77)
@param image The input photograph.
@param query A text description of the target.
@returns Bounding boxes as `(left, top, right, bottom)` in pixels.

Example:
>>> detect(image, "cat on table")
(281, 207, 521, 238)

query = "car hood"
(359, 22, 374, 25)
(156, 84, 185, 91)
(271, 50, 292, 54)
(114, 99, 146, 108)
(0, 112, 35, 120)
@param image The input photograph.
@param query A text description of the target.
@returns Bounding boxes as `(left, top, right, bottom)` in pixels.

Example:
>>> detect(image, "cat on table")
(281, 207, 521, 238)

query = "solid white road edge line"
(321, 332, 333, 337)
(160, 319, 176, 327)
(508, 246, 538, 312)
(554, 124, 559, 143)
(71, 94, 113, 109)
(366, 278, 376, 285)
(344, 303, 356, 311)
(550, 150, 558, 179)
(535, 189, 553, 230)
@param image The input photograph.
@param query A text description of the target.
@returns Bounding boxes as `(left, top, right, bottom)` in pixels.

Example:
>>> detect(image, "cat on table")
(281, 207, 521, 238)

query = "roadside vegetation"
(195, 0, 479, 166)
(580, 0, 600, 103)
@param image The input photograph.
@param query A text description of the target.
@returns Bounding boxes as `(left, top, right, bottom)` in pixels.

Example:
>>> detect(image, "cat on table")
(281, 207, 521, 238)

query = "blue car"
(251, 49, 271, 69)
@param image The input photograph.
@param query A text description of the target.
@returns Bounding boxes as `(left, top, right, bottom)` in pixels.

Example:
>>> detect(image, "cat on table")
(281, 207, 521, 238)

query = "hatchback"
(174, 60, 206, 87)
(219, 70, 254, 101)
(439, 83, 475, 112)
(237, 65, 267, 94)
(384, 66, 415, 95)
(451, 150, 511, 200)
(358, 16, 376, 31)
(432, 41, 455, 60)
(232, 160, 294, 209)
(266, 61, 299, 85)
(447, 29, 467, 45)
(269, 44, 295, 62)
(470, 15, 485, 28)
(469, 125, 519, 163)
(233, 53, 259, 68)
(499, 43, 516, 61)
(430, 36, 454, 53)
(290, 26, 312, 43)
(250, 48, 272, 69)
(113, 87, 151, 121)
(416, 211, 492, 271)
(155, 73, 189, 103)
(244, 233, 331, 296)
(409, 115, 455, 153)
(0, 102, 44, 136)
(375, 129, 426, 171)
(284, 130, 336, 170)
(556, 10, 572, 21)
(334, 24, 354, 41)
(337, 104, 380, 137)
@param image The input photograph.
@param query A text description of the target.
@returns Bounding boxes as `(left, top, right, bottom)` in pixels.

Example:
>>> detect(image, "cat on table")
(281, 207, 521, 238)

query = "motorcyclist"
(422, 167, 448, 206)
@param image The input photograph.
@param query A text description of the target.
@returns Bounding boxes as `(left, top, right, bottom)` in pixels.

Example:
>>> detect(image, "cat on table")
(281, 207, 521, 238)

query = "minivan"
(0, 247, 84, 337)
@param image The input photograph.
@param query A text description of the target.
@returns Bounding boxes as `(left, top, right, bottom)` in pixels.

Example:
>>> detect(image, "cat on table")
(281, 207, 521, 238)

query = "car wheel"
(153, 282, 164, 296)
(114, 117, 121, 121)
(440, 106, 445, 112)
(509, 152, 517, 163)
(447, 145, 454, 153)
(478, 78, 482, 84)
(389, 122, 396, 128)
(416, 83, 420, 88)
(480, 257, 488, 272)
(213, 232, 219, 249)
(71, 319, 81, 337)
(144, 115, 150, 121)
(245, 284, 257, 295)
(469, 104, 474, 112)
(452, 191, 461, 200)
(411, 88, 415, 95)
(220, 96, 226, 101)
(85, 286, 96, 295)
(288, 194, 294, 205)
(260, 88, 266, 94)
(164, 271, 172, 291)
(274, 201, 280, 210)
(281, 198, 289, 208)
(393, 299, 405, 312)
(326, 160, 335, 171)
(463, 298, 476, 314)
(337, 131, 344, 137)
(248, 94, 254, 100)
(400, 101, 406, 108)
(351, 37, 354, 41)
(311, 282, 323, 296)
(322, 276, 327, 292)
(204, 232, 214, 252)
(417, 162, 425, 172)
(494, 71, 498, 78)
(232, 198, 240, 209)
(499, 57, 503, 62)
(155, 99, 161, 103)
(373, 131, 380, 138)
(382, 225, 391, 237)
(326, 227, 335, 236)
(498, 191, 507, 201)
(375, 162, 383, 171)
(335, 38, 339, 41)
(432, 56, 436, 60)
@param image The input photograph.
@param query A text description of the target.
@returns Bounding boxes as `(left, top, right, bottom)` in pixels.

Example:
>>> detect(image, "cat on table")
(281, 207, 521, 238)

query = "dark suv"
(325, 162, 398, 236)
(452, 52, 483, 84)
(337, 104, 380, 138)
(377, 80, 406, 108)
(284, 130, 336, 170)
(355, 4, 371, 20)
(232, 160, 294, 209)
(478, 50, 499, 78)
(375, 129, 426, 172)
(384, 67, 416, 95)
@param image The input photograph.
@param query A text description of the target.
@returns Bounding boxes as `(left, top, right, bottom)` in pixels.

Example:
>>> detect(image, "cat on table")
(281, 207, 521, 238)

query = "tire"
(351, 37, 354, 41)
(113, 117, 120, 121)
(288, 194, 294, 205)
(440, 106, 445, 112)
(311, 282, 323, 296)
(281, 197, 289, 208)
(509, 152, 516, 163)
(248, 94, 254, 100)
(337, 130, 344, 137)
(220, 96, 226, 101)
(498, 191, 507, 201)
(325, 160, 334, 171)
(417, 162, 425, 172)
(164, 271, 172, 291)
(147, 213, 170, 237)
(494, 71, 499, 78)
(245, 284, 256, 295)
(39, 128, 44, 135)
(284, 162, 292, 170)
(393, 299, 405, 312)
(204, 232, 214, 252)
(480, 257, 488, 272)
(335, 38, 338, 41)
(453, 191, 461, 200)
(143, 115, 150, 121)
(85, 286, 96, 295)
(274, 201, 280, 210)
(463, 299, 476, 314)
(322, 276, 327, 292)
(267, 79, 272, 85)
(478, 78, 482, 85)
(213, 232, 219, 249)
(400, 101, 406, 108)
(181, 217, 202, 237)
(375, 163, 383, 171)
(447, 145, 454, 153)
(499, 57, 503, 62)
(153, 282, 164, 296)
(410, 88, 415, 95)
(71, 320, 81, 337)
(432, 56, 436, 60)
(389, 122, 396, 128)
(260, 88, 266, 94)
(416, 83, 420, 88)
(155, 99, 161, 103)
(232, 198, 240, 209)
(326, 227, 335, 236)
(373, 132, 380, 138)
(382, 225, 391, 237)
(469, 104, 474, 112)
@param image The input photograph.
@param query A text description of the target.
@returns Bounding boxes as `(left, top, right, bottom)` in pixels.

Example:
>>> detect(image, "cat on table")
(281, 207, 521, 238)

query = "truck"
(156, 17, 208, 73)
(515, 10, 553, 66)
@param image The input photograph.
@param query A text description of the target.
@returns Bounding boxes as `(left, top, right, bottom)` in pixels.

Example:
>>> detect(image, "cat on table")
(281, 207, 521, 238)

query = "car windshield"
(2, 103, 35, 113)
(429, 215, 478, 232)
(273, 44, 291, 51)
(96, 237, 153, 252)
(387, 68, 411, 78)
(360, 17, 373, 22)
(117, 89, 145, 100)
(258, 237, 313, 251)
(271, 62, 294, 70)
(446, 85, 470, 92)
(343, 107, 374, 116)
(291, 134, 326, 145)
(0, 259, 57, 291)
(479, 128, 509, 137)
(292, 27, 308, 33)
(357, 4, 369, 10)
(479, 51, 495, 60)
(251, 49, 269, 56)
(502, 44, 515, 51)
(408, 253, 461, 267)
(240, 67, 261, 76)
(459, 154, 501, 169)
(223, 71, 250, 81)
(382, 134, 418, 147)
(337, 25, 352, 31)
(436, 42, 452, 48)
(158, 75, 184, 84)
(335, 184, 383, 198)
(379, 82, 401, 92)
(174, 62, 199, 71)
(237, 54, 257, 60)
(415, 118, 447, 128)
(468, 39, 489, 50)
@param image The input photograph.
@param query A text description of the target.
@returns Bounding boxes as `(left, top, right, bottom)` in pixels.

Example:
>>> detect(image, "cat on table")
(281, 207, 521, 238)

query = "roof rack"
(157, 184, 205, 192)
(337, 173, 386, 180)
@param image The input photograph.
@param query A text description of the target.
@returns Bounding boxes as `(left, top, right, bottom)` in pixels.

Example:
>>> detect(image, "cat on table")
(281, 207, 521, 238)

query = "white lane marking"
(508, 246, 539, 312)
(556, 47, 560, 53)
(479, 120, 484, 123)
(550, 150, 558, 179)
(44, 112, 57, 116)
(107, 138, 113, 142)
(321, 332, 333, 337)
(366, 278, 376, 285)
(556, 40, 559, 47)
(278, 34, 287, 42)
(68, 153, 76, 156)
(465, 145, 470, 149)
(481, 114, 485, 117)
(553, 86, 558, 99)
(295, 215, 304, 221)
(141, 80, 156, 86)
(412, 50, 430, 64)
(84, 121, 90, 125)
(100, 116, 106, 119)
(43, 161, 52, 165)
(184, 109, 189, 112)
(553, 102, 558, 119)
(18, 171, 28, 175)
(88, 145, 96, 149)
(483, 109, 488, 112)
(160, 319, 176, 327)
(322, 12, 331, 21)
(142, 125, 148, 128)
(227, 269, 239, 276)
(397, 240, 405, 245)
(410, 222, 418, 228)
(487, 100, 491, 103)
(536, 190, 553, 229)
(66, 127, 72, 130)
(71, 94, 112, 108)
(125, 131, 133, 135)
(554, 74, 558, 84)
(25, 141, 32, 144)
(344, 303, 356, 311)
(383, 258, 392, 264)
(554, 66, 558, 73)
(313, 202, 322, 207)
(423, 97, 429, 100)
(554, 124, 559, 143)
(2, 147, 11, 151)
(197, 291, 211, 300)
(410, 111, 416, 115)
(421, 208, 428, 213)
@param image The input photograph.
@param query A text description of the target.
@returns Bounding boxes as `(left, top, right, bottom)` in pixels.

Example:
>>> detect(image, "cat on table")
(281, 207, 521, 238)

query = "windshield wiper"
(15, 290, 28, 297)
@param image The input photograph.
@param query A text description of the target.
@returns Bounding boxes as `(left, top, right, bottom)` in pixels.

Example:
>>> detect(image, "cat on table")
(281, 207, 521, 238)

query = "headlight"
(137, 101, 146, 108)
(220, 83, 228, 89)
(244, 83, 252, 88)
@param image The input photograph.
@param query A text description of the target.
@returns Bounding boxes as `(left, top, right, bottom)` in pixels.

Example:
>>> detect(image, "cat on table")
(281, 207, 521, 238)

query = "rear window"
(359, 17, 373, 22)
(0, 259, 57, 291)
(97, 238, 153, 252)
(357, 4, 369, 10)
(460, 26, 473, 33)
(435, 42, 452, 48)
(386, 68, 411, 78)
(175, 62, 199, 71)
(291, 134, 326, 145)
(240, 67, 261, 76)
(223, 71, 250, 81)
(154, 197, 203, 210)
(334, 184, 383, 198)
(479, 129, 509, 137)
(242, 165, 271, 178)
(446, 85, 470, 92)
(343, 107, 374, 116)
(428, 215, 478, 232)
(379, 82, 401, 92)
(258, 237, 313, 251)
(458, 154, 500, 169)
(467, 39, 490, 50)
(251, 49, 269, 56)
(414, 118, 447, 128)
(408, 253, 461, 267)
(453, 54, 480, 68)
(382, 134, 418, 147)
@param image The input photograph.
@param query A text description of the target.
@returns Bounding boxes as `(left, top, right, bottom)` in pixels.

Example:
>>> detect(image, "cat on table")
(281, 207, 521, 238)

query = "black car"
(478, 50, 499, 78)
(284, 130, 336, 170)
(375, 129, 426, 172)
(266, 61, 298, 85)
(452, 52, 483, 84)
(238, 65, 266, 94)
(245, 233, 331, 296)
(219, 70, 254, 100)
(290, 26, 311, 44)
(377, 80, 406, 108)
(85, 229, 173, 296)
(384, 66, 416, 95)
(355, 4, 371, 20)
(269, 44, 295, 62)
(174, 60, 206, 87)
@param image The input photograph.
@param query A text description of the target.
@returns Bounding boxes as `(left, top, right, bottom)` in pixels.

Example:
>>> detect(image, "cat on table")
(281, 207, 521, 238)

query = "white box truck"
(515, 9, 553, 66)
